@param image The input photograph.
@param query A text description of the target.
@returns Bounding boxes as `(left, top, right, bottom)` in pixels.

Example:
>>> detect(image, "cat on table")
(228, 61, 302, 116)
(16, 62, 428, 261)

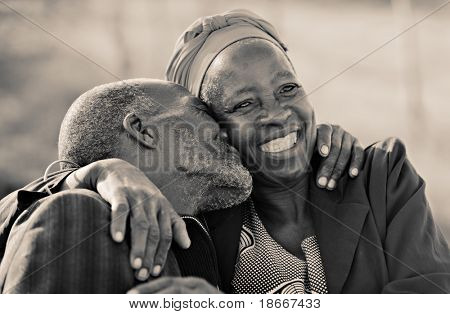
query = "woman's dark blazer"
(203, 138, 450, 293)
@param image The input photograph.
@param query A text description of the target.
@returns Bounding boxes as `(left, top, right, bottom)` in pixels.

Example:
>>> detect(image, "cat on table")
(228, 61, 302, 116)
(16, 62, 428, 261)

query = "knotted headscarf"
(165, 9, 288, 97)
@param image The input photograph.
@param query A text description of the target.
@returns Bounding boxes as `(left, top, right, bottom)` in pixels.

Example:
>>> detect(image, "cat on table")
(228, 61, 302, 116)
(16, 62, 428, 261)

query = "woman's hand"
(127, 277, 221, 294)
(315, 124, 364, 190)
(62, 158, 191, 281)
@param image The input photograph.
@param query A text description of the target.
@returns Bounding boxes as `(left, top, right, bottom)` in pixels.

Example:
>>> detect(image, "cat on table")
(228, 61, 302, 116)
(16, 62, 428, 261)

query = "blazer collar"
(308, 178, 370, 293)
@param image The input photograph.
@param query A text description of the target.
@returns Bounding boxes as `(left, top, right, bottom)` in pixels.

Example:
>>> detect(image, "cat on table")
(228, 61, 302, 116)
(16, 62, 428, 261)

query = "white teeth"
(260, 132, 298, 153)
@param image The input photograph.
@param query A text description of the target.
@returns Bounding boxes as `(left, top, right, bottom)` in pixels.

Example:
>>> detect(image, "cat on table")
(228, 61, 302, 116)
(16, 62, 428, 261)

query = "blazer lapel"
(309, 184, 370, 293)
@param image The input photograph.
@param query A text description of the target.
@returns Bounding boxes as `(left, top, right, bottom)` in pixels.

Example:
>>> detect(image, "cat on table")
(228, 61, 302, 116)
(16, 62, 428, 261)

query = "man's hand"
(315, 124, 364, 190)
(62, 158, 191, 281)
(127, 277, 221, 294)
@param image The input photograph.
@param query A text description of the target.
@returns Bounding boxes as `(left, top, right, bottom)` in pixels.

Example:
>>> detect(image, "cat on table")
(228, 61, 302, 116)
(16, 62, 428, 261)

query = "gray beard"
(179, 158, 253, 214)
(175, 134, 253, 213)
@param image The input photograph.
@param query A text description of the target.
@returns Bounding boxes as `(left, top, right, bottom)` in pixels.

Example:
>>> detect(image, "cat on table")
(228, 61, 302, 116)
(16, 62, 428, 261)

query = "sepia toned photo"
(0, 0, 449, 301)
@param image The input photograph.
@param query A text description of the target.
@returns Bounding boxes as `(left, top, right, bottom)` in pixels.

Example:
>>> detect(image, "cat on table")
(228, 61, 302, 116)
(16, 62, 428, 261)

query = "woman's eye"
(279, 84, 299, 95)
(234, 100, 252, 111)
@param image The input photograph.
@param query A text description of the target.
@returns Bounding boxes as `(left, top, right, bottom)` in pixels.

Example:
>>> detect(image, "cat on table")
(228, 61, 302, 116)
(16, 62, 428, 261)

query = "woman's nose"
(257, 107, 292, 127)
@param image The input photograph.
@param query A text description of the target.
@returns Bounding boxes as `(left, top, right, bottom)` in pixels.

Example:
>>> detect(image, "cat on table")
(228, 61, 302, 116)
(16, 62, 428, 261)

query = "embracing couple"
(0, 9, 448, 294)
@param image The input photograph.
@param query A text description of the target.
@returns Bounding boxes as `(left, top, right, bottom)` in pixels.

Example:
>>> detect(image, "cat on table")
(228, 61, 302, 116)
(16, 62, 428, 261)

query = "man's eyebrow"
(271, 71, 295, 84)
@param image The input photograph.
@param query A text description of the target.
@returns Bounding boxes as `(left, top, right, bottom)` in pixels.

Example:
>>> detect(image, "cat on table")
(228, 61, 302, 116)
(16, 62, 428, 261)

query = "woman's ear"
(123, 113, 157, 149)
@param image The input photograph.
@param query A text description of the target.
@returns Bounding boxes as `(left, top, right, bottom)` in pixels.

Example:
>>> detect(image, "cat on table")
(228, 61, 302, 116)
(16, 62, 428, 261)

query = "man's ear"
(123, 113, 157, 149)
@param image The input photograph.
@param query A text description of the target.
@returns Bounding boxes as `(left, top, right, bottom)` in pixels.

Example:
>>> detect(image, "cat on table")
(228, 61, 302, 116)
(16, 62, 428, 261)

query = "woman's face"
(200, 39, 316, 186)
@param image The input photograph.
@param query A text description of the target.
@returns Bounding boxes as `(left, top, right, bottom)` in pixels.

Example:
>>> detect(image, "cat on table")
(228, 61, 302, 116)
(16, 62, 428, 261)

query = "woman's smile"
(256, 124, 308, 166)
(259, 130, 298, 153)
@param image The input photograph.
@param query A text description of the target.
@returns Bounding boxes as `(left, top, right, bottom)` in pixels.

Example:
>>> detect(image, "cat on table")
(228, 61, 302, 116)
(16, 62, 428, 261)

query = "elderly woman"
(147, 9, 450, 294)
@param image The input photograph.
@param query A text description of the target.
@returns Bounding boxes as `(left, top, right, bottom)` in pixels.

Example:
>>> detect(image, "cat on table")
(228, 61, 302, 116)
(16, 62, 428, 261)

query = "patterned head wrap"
(166, 9, 288, 97)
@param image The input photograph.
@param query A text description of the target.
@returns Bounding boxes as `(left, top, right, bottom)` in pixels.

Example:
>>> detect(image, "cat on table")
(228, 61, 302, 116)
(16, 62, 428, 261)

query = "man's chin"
(196, 165, 253, 212)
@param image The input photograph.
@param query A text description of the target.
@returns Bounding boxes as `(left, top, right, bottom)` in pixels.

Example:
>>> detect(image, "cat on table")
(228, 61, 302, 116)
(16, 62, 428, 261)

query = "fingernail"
(127, 289, 139, 294)
(132, 257, 142, 269)
(327, 179, 336, 190)
(114, 231, 124, 242)
(152, 265, 161, 277)
(318, 177, 328, 187)
(137, 268, 149, 281)
(320, 145, 329, 156)
(350, 168, 359, 177)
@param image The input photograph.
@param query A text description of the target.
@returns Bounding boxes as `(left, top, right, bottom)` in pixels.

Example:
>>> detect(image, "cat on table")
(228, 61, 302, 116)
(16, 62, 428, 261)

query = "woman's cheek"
(296, 100, 315, 119)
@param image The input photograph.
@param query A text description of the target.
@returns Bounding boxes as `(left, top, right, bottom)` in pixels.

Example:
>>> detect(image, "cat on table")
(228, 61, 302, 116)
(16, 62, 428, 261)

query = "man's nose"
(218, 129, 229, 142)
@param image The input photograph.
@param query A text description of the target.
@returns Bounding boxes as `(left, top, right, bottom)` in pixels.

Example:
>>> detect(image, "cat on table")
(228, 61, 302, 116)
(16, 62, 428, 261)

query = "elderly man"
(0, 78, 253, 293)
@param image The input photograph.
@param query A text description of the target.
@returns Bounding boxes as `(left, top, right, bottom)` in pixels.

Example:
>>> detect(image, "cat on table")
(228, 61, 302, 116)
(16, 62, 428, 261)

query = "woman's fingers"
(109, 197, 129, 242)
(316, 126, 344, 188)
(349, 139, 364, 178)
(316, 123, 333, 157)
(316, 125, 364, 189)
(329, 133, 353, 188)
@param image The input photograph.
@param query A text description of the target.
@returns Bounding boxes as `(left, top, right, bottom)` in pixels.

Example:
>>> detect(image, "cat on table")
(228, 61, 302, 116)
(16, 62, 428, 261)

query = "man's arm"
(0, 159, 191, 281)
(0, 168, 75, 263)
(1, 189, 135, 293)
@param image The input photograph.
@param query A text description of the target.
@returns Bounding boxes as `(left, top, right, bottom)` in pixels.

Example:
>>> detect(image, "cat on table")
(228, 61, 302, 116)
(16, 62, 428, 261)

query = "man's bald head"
(58, 79, 182, 167)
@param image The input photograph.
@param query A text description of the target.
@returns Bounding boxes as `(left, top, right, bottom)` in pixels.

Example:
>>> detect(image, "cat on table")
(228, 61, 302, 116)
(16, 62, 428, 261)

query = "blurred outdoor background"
(0, 0, 449, 240)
